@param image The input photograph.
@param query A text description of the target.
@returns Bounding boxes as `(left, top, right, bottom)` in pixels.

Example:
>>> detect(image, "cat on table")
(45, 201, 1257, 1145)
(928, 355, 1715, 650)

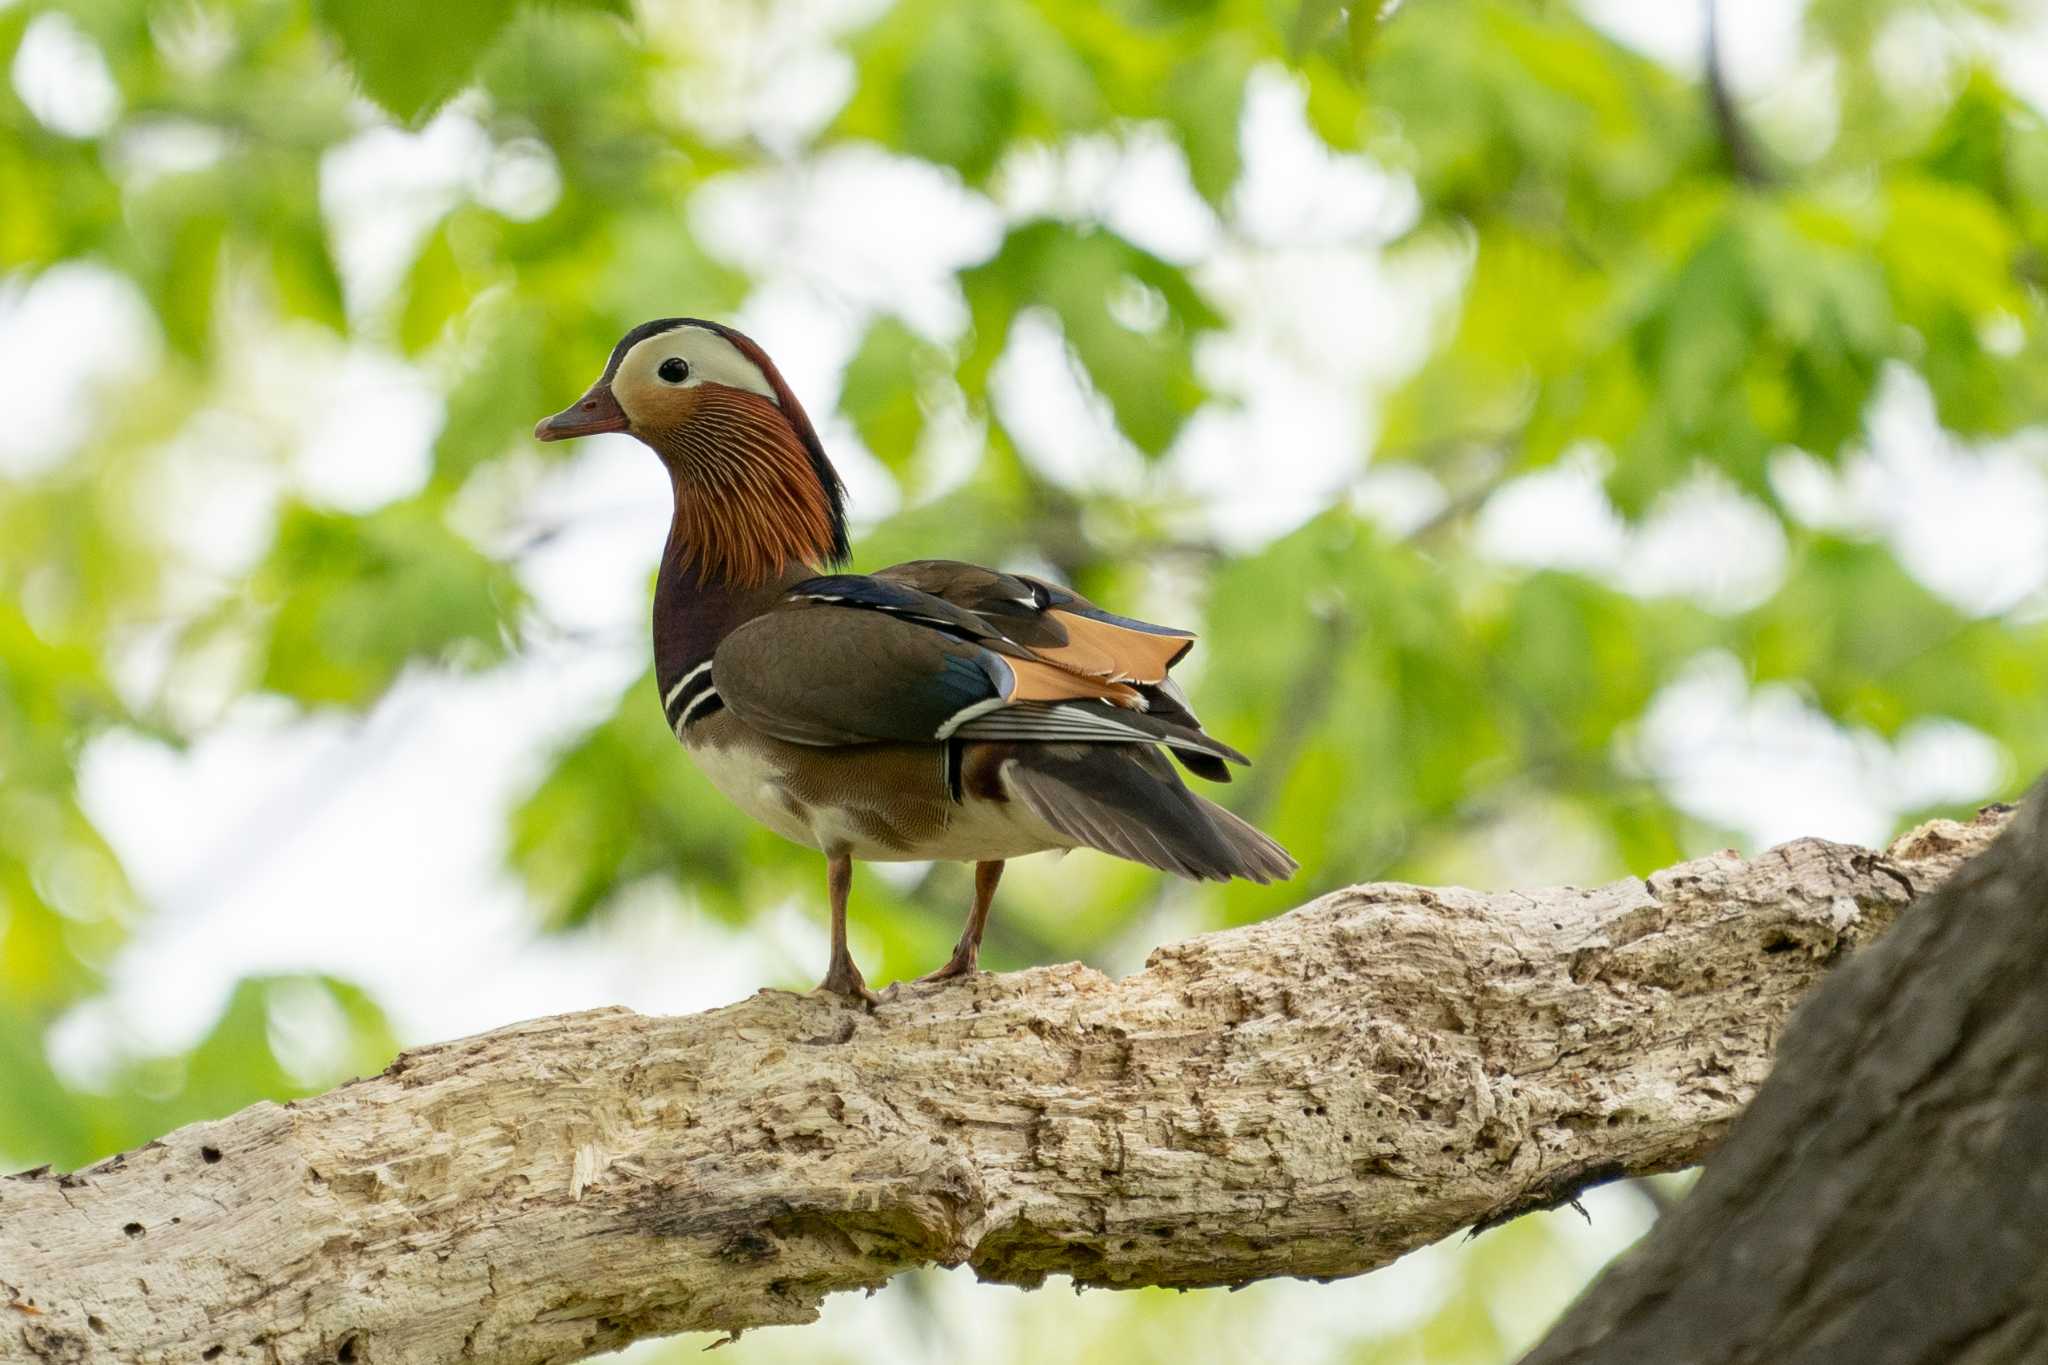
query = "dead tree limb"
(0, 809, 2010, 1365)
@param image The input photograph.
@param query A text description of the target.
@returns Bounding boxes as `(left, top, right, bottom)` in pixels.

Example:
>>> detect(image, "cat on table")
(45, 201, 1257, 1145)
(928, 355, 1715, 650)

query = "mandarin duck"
(536, 318, 1295, 1004)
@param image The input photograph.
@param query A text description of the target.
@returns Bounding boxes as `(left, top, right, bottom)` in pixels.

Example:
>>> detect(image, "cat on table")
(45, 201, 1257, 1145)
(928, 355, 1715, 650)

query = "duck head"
(536, 318, 849, 586)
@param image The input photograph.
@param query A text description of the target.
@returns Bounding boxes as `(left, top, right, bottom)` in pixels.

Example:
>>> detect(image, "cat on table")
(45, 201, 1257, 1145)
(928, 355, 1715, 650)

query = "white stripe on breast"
(663, 660, 713, 710)
(675, 688, 722, 739)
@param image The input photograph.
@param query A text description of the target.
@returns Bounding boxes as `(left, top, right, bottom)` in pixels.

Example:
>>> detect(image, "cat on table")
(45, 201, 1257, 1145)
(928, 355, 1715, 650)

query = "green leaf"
(834, 0, 1102, 181)
(431, 298, 552, 481)
(1881, 175, 2021, 322)
(270, 220, 349, 331)
(1738, 535, 2048, 768)
(121, 178, 228, 357)
(182, 975, 398, 1107)
(961, 220, 1221, 455)
(838, 317, 950, 469)
(312, 0, 627, 125)
(1346, 1, 1382, 72)
(0, 999, 98, 1167)
(314, 0, 514, 124)
(399, 224, 477, 354)
(476, 5, 664, 196)
(1368, 0, 1702, 224)
(508, 673, 766, 927)
(0, 975, 400, 1170)
(1162, 38, 1252, 207)
(249, 499, 526, 707)
(1289, 0, 1346, 60)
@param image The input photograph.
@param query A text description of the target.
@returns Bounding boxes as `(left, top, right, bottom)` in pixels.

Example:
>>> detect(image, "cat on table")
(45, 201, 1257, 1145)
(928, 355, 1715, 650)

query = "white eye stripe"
(618, 327, 777, 403)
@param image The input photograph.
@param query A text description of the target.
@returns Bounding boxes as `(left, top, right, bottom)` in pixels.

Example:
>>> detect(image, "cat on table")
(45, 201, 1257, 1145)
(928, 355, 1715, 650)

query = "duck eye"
(657, 357, 690, 384)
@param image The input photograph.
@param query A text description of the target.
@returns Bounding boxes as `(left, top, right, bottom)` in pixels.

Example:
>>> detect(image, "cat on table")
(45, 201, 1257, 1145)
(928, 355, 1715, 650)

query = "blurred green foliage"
(961, 220, 1222, 454)
(2, 0, 2046, 1355)
(246, 497, 527, 704)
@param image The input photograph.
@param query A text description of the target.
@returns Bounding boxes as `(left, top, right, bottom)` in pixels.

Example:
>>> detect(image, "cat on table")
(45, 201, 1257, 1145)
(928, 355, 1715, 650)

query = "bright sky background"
(4, 0, 2046, 1358)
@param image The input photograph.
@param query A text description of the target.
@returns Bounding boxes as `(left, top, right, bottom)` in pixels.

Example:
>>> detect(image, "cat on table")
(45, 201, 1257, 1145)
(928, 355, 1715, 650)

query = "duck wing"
(711, 568, 1244, 776)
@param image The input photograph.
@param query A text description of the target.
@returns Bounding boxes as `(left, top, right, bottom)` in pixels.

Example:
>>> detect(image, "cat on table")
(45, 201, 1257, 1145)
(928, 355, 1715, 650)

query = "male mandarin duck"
(536, 318, 1294, 1003)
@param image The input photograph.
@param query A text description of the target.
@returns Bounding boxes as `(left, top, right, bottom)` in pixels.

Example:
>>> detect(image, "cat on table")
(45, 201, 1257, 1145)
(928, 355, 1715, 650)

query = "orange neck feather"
(659, 389, 841, 589)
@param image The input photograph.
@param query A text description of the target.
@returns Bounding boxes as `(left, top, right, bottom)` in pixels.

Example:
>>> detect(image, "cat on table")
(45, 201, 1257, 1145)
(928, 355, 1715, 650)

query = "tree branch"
(1525, 788, 2048, 1364)
(0, 810, 2010, 1365)
(1704, 0, 1771, 187)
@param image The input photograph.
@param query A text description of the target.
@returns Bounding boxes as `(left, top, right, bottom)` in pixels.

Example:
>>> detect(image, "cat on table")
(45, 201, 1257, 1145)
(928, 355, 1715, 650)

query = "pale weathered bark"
(1524, 788, 2048, 1365)
(0, 810, 2009, 1365)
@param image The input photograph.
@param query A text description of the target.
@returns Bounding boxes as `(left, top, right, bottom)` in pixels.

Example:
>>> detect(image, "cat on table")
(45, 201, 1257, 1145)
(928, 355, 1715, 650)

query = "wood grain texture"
(0, 809, 2010, 1365)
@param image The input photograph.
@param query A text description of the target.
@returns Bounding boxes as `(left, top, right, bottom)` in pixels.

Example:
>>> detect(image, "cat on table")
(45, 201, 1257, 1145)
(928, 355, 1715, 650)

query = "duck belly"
(683, 715, 1065, 862)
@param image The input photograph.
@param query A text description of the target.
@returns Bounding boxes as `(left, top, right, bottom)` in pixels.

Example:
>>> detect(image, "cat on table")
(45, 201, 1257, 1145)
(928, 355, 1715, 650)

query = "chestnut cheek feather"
(633, 378, 703, 432)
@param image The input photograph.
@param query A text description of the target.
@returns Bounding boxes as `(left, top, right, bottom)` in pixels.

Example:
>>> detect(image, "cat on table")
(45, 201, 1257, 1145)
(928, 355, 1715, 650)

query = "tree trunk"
(1524, 788, 2048, 1364)
(0, 811, 2008, 1365)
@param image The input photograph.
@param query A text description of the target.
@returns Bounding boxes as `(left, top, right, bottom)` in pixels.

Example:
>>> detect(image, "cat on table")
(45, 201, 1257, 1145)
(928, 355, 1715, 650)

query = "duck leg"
(816, 852, 879, 1006)
(917, 860, 1004, 984)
